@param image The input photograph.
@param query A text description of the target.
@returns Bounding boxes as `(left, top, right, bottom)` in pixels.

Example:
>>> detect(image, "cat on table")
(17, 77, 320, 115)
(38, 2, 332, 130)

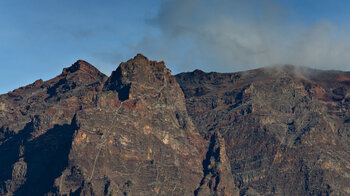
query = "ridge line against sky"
(1, 0, 350, 94)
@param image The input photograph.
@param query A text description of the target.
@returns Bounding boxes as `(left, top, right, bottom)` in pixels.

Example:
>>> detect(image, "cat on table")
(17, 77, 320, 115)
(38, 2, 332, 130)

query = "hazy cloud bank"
(135, 0, 350, 73)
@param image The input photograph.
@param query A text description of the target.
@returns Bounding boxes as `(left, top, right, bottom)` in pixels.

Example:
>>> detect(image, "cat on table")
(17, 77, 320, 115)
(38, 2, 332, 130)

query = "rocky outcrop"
(57, 54, 206, 195)
(0, 54, 207, 196)
(195, 131, 239, 196)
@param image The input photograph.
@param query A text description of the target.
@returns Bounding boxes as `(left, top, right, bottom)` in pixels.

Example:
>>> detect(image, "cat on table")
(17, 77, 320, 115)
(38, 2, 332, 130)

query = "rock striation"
(0, 56, 349, 195)
(195, 131, 239, 196)
(176, 65, 350, 195)
(0, 54, 206, 196)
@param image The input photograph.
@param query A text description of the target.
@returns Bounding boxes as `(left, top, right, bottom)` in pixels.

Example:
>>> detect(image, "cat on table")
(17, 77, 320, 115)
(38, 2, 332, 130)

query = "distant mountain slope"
(0, 55, 349, 195)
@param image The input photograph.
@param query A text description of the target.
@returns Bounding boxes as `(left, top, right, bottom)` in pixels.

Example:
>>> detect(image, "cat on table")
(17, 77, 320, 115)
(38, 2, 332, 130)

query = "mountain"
(0, 55, 349, 195)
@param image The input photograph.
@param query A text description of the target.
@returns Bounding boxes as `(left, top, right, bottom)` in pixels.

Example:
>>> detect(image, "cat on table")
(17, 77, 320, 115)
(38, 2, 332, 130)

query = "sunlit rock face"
(0, 54, 206, 196)
(0, 56, 349, 195)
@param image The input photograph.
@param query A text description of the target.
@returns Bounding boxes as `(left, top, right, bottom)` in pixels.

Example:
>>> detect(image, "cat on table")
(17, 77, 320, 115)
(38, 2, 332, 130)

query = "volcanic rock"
(176, 65, 350, 195)
(0, 57, 349, 196)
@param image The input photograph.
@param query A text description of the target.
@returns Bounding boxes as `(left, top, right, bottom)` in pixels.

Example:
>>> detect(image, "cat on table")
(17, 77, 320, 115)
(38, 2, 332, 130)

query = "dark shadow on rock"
(46, 78, 67, 100)
(103, 66, 131, 102)
(0, 122, 34, 194)
(46, 78, 77, 101)
(14, 116, 78, 196)
(117, 85, 131, 101)
(194, 133, 219, 196)
(70, 181, 84, 196)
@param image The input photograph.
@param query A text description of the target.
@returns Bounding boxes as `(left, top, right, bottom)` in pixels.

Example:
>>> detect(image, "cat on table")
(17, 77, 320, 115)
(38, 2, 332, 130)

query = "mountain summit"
(0, 55, 349, 195)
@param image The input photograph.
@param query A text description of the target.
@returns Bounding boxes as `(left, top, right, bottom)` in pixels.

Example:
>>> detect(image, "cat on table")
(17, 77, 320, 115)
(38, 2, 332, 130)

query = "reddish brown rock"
(1, 57, 350, 195)
(195, 131, 239, 196)
(0, 55, 206, 196)
(176, 65, 350, 195)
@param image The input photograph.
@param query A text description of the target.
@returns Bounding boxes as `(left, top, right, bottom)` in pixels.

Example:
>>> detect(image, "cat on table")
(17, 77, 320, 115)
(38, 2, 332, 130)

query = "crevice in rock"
(195, 131, 238, 196)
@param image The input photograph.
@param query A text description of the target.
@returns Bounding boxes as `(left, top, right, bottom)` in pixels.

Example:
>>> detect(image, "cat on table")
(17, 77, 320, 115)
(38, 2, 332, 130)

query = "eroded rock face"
(59, 54, 206, 195)
(0, 59, 107, 195)
(176, 65, 350, 195)
(195, 131, 239, 196)
(0, 55, 206, 196)
(1, 57, 350, 195)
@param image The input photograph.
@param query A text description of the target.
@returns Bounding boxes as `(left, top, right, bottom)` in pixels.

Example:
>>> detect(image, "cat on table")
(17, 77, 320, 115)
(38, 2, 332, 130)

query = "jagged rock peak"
(109, 53, 169, 81)
(62, 60, 102, 75)
(103, 54, 175, 100)
(125, 53, 167, 72)
(133, 53, 149, 60)
(59, 60, 107, 85)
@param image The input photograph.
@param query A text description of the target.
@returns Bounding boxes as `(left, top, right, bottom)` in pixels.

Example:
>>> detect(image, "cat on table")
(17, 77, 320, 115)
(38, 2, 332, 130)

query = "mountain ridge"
(0, 54, 349, 195)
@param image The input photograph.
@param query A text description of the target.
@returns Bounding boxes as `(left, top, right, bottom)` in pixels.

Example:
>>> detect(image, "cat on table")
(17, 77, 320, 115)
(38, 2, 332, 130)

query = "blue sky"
(1, 0, 350, 94)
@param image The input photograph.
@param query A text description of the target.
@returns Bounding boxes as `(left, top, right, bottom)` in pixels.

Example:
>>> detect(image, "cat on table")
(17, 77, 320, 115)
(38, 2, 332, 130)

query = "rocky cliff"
(0, 56, 349, 195)
(176, 65, 350, 195)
